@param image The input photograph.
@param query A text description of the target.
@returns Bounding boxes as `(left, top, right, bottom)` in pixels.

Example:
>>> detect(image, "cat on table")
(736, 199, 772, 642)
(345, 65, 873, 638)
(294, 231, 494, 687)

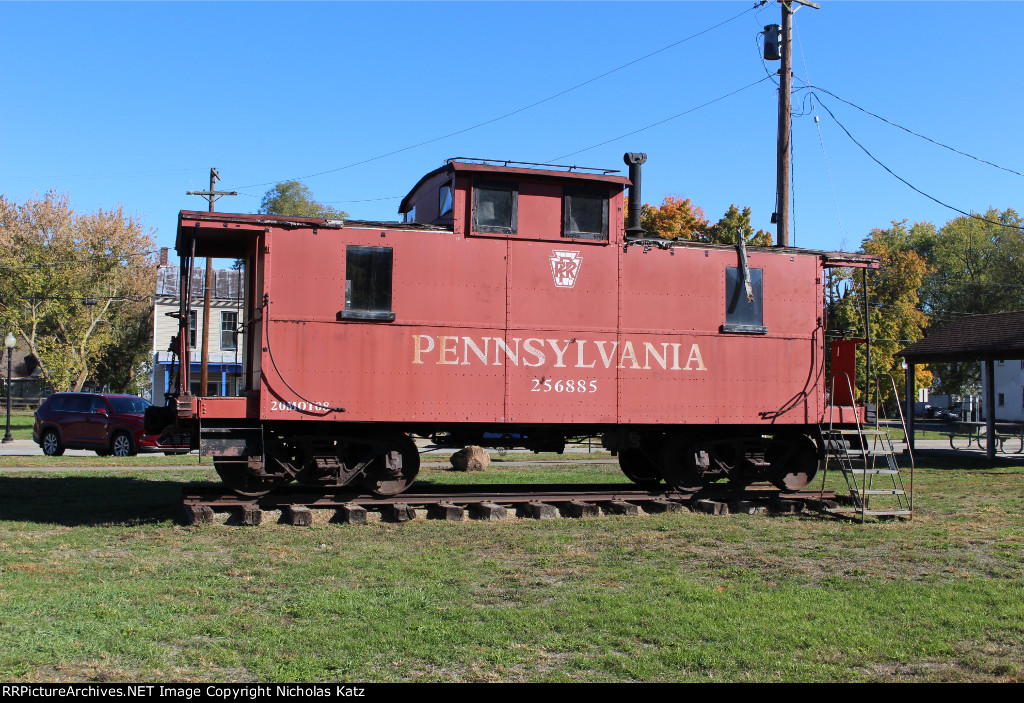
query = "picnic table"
(947, 421, 1024, 453)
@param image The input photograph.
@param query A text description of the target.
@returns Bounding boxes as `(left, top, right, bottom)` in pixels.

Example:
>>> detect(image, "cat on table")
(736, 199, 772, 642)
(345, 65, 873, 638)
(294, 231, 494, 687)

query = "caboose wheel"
(618, 447, 663, 487)
(658, 435, 707, 491)
(214, 459, 288, 497)
(359, 432, 420, 497)
(767, 434, 819, 491)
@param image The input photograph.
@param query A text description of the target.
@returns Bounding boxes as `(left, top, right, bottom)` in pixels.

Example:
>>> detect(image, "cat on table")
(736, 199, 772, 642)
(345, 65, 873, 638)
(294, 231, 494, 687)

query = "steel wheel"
(360, 432, 420, 497)
(768, 434, 820, 491)
(111, 432, 134, 458)
(618, 447, 663, 487)
(658, 435, 707, 491)
(42, 429, 64, 456)
(215, 458, 288, 497)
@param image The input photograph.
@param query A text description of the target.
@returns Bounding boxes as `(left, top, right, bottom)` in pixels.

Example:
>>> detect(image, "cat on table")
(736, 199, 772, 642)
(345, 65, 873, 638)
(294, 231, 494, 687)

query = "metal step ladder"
(819, 373, 914, 522)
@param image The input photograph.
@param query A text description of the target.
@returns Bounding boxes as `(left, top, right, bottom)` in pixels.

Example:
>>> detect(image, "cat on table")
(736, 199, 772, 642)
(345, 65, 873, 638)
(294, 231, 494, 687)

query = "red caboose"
(152, 155, 876, 496)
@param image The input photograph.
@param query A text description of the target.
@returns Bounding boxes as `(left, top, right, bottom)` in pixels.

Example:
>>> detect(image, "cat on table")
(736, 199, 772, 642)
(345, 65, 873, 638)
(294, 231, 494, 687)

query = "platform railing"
(876, 373, 913, 513)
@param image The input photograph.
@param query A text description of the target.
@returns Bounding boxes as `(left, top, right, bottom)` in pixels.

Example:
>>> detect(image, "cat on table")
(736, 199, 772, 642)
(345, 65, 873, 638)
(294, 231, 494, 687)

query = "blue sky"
(3, 1, 1023, 256)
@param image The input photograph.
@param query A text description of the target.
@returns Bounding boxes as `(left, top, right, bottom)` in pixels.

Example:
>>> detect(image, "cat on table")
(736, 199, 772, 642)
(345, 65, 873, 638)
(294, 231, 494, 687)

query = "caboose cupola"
(398, 158, 631, 243)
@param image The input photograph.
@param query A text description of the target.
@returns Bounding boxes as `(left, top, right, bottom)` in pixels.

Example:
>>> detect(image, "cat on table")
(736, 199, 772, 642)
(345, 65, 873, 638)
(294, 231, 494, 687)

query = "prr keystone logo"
(549, 250, 582, 288)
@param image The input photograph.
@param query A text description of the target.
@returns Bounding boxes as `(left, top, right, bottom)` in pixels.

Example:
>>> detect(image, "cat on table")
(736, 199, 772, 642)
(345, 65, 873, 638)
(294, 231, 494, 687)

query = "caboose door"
(503, 237, 619, 425)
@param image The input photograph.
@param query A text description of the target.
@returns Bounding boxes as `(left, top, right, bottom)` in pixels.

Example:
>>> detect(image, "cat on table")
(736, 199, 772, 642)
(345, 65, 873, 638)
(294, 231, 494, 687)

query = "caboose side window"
(721, 267, 766, 335)
(339, 245, 396, 322)
(472, 179, 517, 234)
(439, 183, 454, 218)
(563, 187, 608, 240)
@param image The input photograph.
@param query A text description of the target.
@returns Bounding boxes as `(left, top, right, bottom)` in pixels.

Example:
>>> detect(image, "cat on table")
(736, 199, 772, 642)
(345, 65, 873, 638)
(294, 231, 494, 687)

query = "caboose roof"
(398, 158, 631, 214)
(175, 210, 448, 258)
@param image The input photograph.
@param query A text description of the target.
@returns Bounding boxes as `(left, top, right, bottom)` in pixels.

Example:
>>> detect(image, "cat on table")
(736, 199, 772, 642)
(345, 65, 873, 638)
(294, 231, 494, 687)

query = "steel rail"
(183, 483, 834, 510)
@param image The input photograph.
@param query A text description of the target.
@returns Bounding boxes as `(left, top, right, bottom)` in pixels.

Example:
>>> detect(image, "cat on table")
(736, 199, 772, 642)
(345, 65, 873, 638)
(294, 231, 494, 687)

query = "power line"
(229, 2, 768, 192)
(551, 76, 774, 161)
(805, 84, 1024, 179)
(0, 295, 152, 303)
(810, 92, 1024, 233)
(232, 192, 403, 205)
(5, 167, 199, 182)
(793, 24, 847, 248)
(0, 250, 160, 271)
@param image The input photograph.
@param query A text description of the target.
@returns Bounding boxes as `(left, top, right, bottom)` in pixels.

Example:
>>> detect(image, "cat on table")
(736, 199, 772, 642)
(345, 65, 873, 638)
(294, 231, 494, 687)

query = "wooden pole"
(776, 2, 792, 247)
(185, 169, 236, 399)
(200, 168, 218, 397)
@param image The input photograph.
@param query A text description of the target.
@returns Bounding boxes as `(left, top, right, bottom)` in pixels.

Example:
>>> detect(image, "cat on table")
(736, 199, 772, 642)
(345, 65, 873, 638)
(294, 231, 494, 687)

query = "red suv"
(33, 393, 189, 457)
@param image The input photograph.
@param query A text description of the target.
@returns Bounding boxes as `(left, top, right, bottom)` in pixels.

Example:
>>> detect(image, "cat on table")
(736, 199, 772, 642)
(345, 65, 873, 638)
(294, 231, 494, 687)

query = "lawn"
(0, 451, 1021, 682)
(3, 411, 36, 441)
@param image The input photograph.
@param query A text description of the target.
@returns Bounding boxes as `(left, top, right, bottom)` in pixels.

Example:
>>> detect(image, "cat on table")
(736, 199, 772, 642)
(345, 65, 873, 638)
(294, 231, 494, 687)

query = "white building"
(982, 359, 1024, 422)
(152, 249, 245, 405)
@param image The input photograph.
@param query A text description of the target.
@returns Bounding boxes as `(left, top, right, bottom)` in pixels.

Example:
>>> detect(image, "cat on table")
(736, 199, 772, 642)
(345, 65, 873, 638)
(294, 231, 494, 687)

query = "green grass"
(1, 411, 36, 441)
(0, 453, 1021, 682)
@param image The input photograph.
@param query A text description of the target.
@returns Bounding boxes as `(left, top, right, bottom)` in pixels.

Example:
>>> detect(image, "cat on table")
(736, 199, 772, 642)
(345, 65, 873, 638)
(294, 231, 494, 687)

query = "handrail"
(877, 373, 914, 514)
(826, 371, 871, 521)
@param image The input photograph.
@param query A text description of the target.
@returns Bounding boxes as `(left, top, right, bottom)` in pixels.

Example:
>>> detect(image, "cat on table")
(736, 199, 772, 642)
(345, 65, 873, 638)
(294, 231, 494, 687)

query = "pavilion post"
(985, 358, 996, 460)
(904, 360, 915, 453)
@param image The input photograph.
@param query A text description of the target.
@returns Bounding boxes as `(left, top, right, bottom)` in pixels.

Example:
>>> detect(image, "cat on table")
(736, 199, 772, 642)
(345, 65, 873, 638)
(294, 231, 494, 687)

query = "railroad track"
(181, 483, 838, 526)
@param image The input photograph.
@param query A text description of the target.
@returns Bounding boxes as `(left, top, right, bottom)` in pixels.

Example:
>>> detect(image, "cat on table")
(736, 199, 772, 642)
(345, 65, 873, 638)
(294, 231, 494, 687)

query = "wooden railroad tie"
(179, 488, 832, 526)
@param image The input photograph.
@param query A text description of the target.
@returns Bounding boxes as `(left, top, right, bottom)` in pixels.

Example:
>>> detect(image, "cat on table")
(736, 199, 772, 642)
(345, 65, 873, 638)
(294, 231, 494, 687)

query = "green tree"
(259, 181, 348, 220)
(706, 204, 772, 246)
(912, 208, 1024, 394)
(0, 192, 156, 392)
(91, 303, 154, 395)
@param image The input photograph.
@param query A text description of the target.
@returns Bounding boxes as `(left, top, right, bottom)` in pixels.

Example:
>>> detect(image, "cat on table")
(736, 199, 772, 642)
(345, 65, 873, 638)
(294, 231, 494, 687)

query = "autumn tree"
(638, 196, 708, 240)
(636, 196, 771, 245)
(830, 221, 931, 409)
(259, 181, 348, 219)
(0, 192, 156, 392)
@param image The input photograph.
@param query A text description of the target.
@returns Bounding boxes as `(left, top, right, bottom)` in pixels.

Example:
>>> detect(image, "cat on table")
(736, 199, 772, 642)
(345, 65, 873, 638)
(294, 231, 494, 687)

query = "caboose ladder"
(819, 373, 913, 522)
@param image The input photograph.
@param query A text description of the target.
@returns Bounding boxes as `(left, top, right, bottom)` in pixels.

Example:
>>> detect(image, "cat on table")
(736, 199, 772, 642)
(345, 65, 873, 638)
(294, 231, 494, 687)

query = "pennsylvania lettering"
(412, 335, 707, 371)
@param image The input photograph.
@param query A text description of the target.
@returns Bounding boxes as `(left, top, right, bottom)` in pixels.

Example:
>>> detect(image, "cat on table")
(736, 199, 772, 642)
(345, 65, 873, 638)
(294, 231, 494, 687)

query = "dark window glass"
(48, 394, 68, 411)
(341, 245, 395, 322)
(472, 180, 517, 234)
(189, 310, 197, 348)
(221, 311, 238, 350)
(107, 397, 151, 414)
(563, 187, 609, 240)
(722, 267, 766, 334)
(67, 395, 93, 413)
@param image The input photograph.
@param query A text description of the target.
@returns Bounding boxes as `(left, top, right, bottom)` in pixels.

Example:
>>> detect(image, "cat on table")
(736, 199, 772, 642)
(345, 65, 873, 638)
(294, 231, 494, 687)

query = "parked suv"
(33, 393, 188, 457)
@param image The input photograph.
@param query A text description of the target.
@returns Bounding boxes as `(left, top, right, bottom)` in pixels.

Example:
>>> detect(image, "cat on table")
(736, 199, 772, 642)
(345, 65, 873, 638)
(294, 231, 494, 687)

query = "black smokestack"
(623, 152, 647, 238)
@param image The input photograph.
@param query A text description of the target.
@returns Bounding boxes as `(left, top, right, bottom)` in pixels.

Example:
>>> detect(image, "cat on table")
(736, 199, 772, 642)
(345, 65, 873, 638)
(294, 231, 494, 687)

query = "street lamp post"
(3, 332, 15, 443)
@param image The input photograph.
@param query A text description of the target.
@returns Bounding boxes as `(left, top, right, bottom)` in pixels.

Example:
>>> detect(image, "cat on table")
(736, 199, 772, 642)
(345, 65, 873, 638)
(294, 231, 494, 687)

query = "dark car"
(32, 393, 189, 457)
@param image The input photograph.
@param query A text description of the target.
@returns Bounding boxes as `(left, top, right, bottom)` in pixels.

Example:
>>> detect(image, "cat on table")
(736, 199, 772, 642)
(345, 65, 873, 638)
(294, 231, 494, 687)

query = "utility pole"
(771, 0, 818, 248)
(186, 169, 237, 397)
